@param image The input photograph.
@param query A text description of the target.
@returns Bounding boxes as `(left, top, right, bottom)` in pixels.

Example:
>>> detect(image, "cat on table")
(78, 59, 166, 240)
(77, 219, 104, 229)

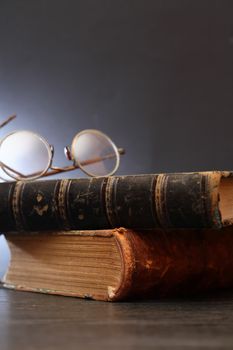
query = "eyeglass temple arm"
(42, 147, 125, 178)
(0, 114, 16, 129)
(0, 161, 26, 177)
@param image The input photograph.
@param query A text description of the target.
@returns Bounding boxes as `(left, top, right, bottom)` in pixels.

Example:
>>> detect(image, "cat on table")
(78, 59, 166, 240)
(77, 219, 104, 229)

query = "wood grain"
(1, 285, 233, 350)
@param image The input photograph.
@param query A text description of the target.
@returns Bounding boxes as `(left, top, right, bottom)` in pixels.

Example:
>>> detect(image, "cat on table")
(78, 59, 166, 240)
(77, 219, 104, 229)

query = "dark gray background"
(1, 0, 233, 275)
(1, 0, 233, 174)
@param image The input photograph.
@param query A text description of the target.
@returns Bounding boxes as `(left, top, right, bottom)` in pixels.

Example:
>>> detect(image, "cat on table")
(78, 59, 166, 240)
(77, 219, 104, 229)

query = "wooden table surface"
(1, 285, 233, 350)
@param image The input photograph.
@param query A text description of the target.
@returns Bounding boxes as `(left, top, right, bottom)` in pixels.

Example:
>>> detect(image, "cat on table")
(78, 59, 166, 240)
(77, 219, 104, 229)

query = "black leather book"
(0, 171, 232, 232)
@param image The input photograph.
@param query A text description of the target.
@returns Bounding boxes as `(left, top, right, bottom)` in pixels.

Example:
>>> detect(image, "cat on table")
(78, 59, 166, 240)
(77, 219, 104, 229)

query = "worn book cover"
(0, 171, 232, 231)
(3, 226, 233, 301)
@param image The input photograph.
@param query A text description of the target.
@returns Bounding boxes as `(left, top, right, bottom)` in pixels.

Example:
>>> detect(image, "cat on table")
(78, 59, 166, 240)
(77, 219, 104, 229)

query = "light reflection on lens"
(0, 131, 51, 180)
(71, 130, 119, 176)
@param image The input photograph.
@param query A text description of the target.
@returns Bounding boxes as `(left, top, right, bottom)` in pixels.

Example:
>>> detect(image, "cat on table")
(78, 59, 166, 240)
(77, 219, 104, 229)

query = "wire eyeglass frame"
(0, 115, 125, 181)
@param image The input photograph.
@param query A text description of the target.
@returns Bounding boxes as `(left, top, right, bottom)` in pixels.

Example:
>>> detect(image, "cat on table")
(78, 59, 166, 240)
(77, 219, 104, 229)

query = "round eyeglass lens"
(71, 130, 119, 176)
(0, 131, 52, 180)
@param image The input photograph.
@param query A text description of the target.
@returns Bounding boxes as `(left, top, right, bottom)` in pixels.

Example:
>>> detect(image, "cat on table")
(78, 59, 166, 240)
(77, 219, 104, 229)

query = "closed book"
(0, 171, 233, 231)
(3, 226, 233, 301)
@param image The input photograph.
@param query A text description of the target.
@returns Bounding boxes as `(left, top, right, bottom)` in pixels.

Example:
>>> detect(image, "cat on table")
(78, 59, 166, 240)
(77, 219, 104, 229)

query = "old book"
(3, 226, 233, 301)
(0, 171, 233, 231)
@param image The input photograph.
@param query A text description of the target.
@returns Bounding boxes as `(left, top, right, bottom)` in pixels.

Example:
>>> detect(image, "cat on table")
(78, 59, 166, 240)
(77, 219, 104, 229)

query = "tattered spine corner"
(218, 172, 233, 227)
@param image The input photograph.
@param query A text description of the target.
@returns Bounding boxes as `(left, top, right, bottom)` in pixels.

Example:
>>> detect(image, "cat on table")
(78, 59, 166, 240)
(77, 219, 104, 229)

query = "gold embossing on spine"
(105, 176, 116, 227)
(155, 174, 170, 227)
(12, 181, 25, 231)
(206, 171, 222, 227)
(57, 179, 71, 230)
(150, 175, 159, 227)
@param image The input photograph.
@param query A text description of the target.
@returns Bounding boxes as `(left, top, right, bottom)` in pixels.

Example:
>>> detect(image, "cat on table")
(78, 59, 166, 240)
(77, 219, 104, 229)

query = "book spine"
(112, 227, 233, 301)
(0, 172, 226, 231)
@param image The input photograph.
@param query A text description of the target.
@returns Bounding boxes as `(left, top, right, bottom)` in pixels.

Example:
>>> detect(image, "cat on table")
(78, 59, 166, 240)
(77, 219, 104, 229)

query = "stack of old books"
(1, 171, 233, 301)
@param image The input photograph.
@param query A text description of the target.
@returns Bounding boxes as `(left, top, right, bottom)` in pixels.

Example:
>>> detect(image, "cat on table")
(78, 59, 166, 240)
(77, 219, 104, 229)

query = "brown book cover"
(0, 171, 233, 231)
(3, 226, 233, 301)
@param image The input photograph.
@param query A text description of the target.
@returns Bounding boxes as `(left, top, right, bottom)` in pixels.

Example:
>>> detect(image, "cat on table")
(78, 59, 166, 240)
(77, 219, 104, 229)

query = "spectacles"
(0, 115, 125, 181)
